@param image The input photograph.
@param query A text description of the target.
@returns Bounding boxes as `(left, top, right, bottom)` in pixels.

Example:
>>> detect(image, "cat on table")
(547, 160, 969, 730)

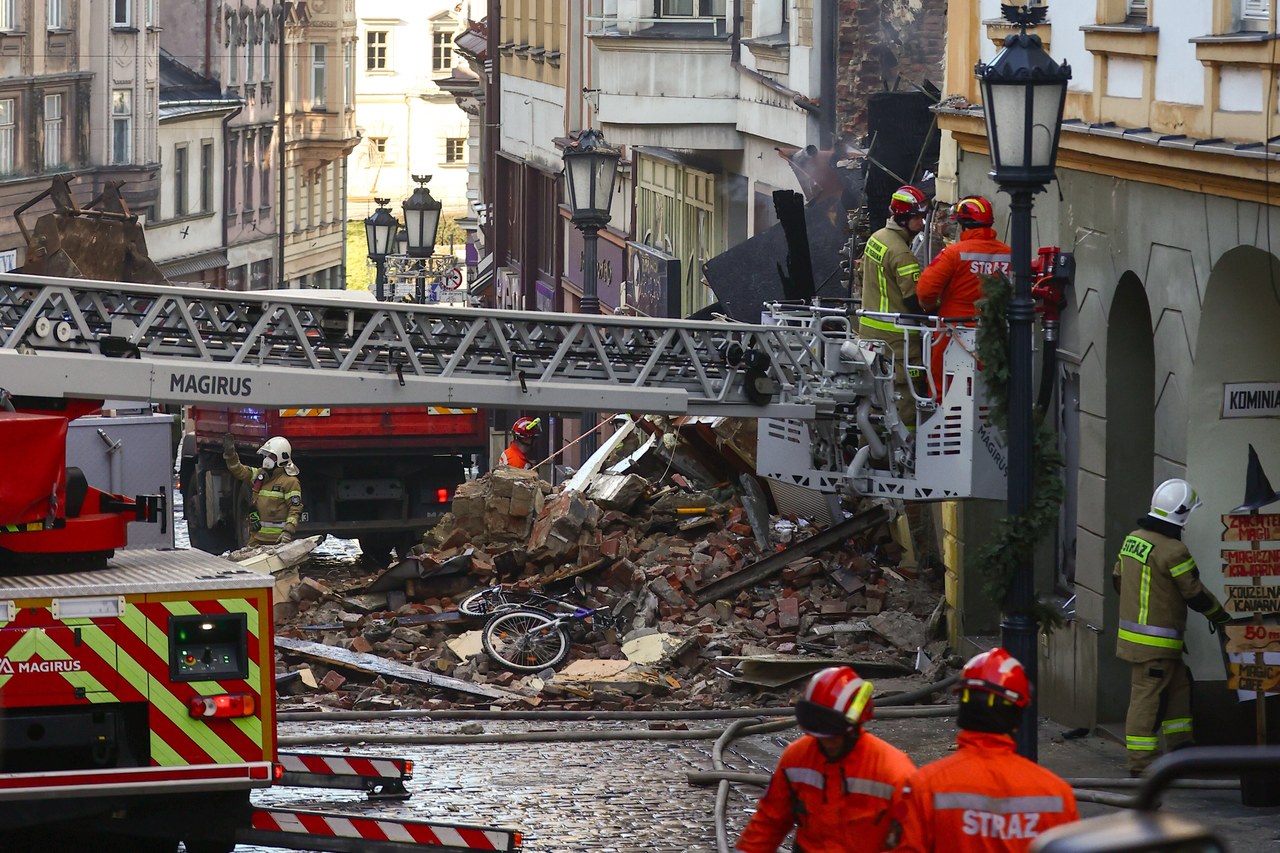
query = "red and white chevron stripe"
(278, 751, 408, 779)
(250, 809, 518, 851)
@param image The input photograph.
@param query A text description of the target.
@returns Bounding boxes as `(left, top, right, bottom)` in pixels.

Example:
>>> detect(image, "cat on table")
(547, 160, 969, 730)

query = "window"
(47, 0, 63, 29)
(226, 133, 238, 214)
(43, 94, 62, 170)
(262, 19, 271, 81)
(368, 136, 387, 164)
(243, 130, 255, 211)
(0, 99, 13, 175)
(344, 40, 354, 106)
(367, 30, 388, 70)
(200, 139, 213, 213)
(0, 0, 16, 30)
(432, 30, 453, 72)
(1241, 0, 1269, 29)
(229, 34, 239, 85)
(113, 0, 129, 27)
(310, 44, 326, 108)
(260, 127, 272, 207)
(111, 89, 132, 164)
(247, 21, 256, 81)
(445, 137, 464, 163)
(145, 0, 154, 26)
(174, 144, 188, 216)
(659, 0, 726, 17)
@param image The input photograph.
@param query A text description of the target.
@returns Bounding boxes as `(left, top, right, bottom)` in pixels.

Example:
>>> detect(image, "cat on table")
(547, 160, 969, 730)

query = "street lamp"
(402, 174, 443, 259)
(975, 3, 1071, 762)
(364, 197, 399, 301)
(562, 128, 621, 316)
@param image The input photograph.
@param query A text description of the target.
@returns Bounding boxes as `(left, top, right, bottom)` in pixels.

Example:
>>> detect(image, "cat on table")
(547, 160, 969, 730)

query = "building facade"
(936, 0, 1280, 737)
(0, 0, 160, 270)
(349, 0, 470, 226)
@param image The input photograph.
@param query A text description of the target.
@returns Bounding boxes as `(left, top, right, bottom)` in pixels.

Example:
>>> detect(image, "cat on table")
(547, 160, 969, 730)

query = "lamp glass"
(563, 136, 620, 223)
(402, 180, 443, 258)
(364, 208, 398, 259)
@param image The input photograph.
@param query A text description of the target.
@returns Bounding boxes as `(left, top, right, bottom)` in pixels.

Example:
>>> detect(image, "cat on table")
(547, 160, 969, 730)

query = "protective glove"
(1208, 609, 1231, 634)
(278, 530, 294, 544)
(221, 434, 236, 456)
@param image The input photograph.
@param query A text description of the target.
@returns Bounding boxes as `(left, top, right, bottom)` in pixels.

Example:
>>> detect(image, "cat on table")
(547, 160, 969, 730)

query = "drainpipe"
(277, 3, 287, 286)
(730, 1, 820, 116)
(220, 103, 242, 287)
(820, 0, 837, 146)
(205, 0, 213, 76)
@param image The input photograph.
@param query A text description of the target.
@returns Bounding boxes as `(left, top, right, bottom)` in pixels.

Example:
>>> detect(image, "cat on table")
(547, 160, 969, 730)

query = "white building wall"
(1154, 0, 1212, 106)
(150, 116, 226, 263)
(499, 75, 566, 172)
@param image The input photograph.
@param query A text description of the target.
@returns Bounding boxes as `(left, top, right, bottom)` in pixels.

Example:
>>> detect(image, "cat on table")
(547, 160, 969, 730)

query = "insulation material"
(0, 413, 67, 525)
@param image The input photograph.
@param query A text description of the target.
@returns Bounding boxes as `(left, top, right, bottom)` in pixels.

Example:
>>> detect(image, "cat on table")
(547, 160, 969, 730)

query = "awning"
(469, 252, 494, 295)
(159, 248, 229, 279)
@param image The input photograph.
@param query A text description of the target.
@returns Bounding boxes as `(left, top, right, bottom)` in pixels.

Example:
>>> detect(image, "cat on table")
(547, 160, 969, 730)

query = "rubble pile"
(273, 419, 949, 713)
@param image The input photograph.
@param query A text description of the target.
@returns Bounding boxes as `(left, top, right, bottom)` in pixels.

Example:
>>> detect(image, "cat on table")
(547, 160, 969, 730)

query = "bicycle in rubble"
(480, 603, 616, 673)
(457, 583, 564, 619)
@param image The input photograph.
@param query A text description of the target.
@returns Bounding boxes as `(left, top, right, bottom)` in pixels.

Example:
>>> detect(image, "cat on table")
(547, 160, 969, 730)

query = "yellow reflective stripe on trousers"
(860, 315, 903, 332)
(1162, 717, 1193, 734)
(1117, 627, 1183, 650)
(1169, 558, 1196, 578)
(1126, 735, 1158, 751)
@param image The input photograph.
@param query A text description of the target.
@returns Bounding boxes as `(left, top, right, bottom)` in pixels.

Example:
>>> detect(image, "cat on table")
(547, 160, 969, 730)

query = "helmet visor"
(795, 700, 852, 737)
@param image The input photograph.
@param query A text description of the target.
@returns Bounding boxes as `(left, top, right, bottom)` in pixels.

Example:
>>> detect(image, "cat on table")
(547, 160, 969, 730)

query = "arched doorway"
(1099, 272, 1155, 722)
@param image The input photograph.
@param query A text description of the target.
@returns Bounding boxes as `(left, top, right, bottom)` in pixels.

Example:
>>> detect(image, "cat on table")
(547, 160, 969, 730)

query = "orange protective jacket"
(498, 441, 530, 469)
(915, 228, 1011, 398)
(892, 731, 1079, 853)
(736, 731, 916, 853)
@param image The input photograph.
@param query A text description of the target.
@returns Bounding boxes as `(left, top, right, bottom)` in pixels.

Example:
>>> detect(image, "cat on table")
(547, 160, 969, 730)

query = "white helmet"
(1149, 478, 1201, 527)
(258, 436, 293, 471)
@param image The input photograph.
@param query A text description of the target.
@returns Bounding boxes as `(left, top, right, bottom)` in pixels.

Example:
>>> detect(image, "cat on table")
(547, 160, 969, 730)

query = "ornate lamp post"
(402, 174, 443, 259)
(975, 3, 1071, 762)
(364, 198, 399, 301)
(562, 128, 621, 316)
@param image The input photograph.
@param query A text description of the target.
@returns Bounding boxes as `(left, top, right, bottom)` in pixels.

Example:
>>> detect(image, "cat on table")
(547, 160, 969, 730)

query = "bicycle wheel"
(482, 608, 569, 673)
(459, 586, 510, 618)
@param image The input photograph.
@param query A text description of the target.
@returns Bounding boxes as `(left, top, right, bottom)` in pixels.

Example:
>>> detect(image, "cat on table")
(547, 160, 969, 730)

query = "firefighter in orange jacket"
(892, 649, 1079, 852)
(737, 666, 916, 853)
(916, 196, 1010, 400)
(498, 416, 541, 469)
(1112, 479, 1229, 775)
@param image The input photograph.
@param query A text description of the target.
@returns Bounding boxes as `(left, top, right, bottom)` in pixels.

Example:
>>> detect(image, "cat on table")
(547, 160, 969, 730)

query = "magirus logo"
(0, 657, 82, 675)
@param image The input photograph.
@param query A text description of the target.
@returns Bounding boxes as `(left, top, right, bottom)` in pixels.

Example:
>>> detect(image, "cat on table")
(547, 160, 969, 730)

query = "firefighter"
(1112, 478, 1230, 775)
(498, 416, 541, 469)
(916, 196, 1011, 400)
(736, 666, 916, 853)
(221, 434, 303, 547)
(891, 648, 1079, 852)
(860, 185, 930, 428)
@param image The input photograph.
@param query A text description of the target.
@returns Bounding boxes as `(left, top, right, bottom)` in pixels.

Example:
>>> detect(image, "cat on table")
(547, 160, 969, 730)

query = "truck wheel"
(359, 534, 397, 569)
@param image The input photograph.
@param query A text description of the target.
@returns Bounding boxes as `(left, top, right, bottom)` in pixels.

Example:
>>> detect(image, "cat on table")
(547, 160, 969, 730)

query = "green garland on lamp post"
(973, 272, 1066, 632)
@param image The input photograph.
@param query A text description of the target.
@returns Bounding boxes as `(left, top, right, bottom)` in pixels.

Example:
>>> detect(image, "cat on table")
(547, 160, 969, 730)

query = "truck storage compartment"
(0, 703, 149, 772)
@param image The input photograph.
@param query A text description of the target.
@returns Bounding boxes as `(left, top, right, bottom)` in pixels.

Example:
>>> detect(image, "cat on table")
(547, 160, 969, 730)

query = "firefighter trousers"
(1125, 658, 1194, 772)
(871, 335, 925, 431)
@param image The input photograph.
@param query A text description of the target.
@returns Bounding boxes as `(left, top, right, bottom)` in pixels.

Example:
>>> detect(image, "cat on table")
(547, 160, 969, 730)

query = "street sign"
(1222, 514, 1280, 542)
(1224, 584, 1280, 615)
(1221, 548, 1280, 577)
(1226, 661, 1280, 693)
(444, 267, 464, 291)
(1225, 621, 1280, 654)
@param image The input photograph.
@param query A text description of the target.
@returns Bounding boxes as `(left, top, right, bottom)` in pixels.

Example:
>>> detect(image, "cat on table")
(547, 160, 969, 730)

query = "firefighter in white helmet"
(1112, 478, 1230, 775)
(222, 434, 303, 547)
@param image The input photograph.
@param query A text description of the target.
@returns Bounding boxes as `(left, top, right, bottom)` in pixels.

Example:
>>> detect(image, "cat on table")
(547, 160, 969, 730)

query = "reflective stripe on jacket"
(892, 730, 1079, 852)
(859, 223, 920, 339)
(1112, 528, 1227, 662)
(736, 731, 916, 853)
(227, 457, 303, 534)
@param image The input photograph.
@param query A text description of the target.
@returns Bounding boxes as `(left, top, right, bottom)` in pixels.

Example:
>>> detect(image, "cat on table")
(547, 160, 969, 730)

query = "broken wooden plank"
(274, 636, 515, 701)
(693, 505, 891, 605)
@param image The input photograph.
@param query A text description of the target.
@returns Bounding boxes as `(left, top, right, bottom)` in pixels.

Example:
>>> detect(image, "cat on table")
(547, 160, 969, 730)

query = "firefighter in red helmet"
(859, 185, 930, 430)
(737, 666, 916, 853)
(916, 195, 1011, 400)
(498, 416, 542, 469)
(891, 649, 1079, 852)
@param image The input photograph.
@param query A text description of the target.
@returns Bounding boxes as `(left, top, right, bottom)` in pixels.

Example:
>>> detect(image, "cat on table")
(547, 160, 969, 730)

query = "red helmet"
(794, 666, 875, 736)
(512, 416, 542, 440)
(888, 185, 929, 218)
(953, 195, 995, 228)
(957, 648, 1030, 709)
